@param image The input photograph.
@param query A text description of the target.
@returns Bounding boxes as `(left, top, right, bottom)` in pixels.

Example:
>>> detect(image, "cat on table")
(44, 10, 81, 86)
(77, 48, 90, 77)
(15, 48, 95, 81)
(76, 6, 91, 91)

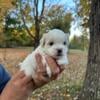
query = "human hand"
(0, 71, 34, 100)
(0, 54, 64, 100)
(33, 54, 64, 88)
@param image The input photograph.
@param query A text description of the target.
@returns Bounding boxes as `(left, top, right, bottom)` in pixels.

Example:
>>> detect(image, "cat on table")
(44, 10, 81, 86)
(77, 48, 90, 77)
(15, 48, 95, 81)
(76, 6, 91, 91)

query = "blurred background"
(0, 0, 90, 99)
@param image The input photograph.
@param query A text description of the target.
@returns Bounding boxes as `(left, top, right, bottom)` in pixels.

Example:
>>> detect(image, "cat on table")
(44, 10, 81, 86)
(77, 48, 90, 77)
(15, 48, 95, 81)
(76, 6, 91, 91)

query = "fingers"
(33, 73, 49, 87)
(35, 53, 46, 73)
(12, 71, 25, 81)
(34, 53, 64, 88)
(13, 70, 33, 86)
(21, 76, 33, 86)
(26, 81, 35, 94)
(45, 56, 60, 76)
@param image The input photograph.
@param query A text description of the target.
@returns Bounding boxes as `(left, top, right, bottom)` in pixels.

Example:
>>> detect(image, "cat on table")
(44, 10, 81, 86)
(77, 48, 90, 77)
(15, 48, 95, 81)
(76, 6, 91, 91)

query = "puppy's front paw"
(57, 55, 69, 66)
(57, 59, 69, 65)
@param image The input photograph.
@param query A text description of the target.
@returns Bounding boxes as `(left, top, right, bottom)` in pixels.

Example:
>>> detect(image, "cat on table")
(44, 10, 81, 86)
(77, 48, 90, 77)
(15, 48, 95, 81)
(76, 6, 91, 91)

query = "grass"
(0, 48, 88, 100)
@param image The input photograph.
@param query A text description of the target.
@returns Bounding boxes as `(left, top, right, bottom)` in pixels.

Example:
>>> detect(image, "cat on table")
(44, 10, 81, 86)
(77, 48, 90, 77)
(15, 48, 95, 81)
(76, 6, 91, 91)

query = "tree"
(44, 5, 72, 33)
(77, 0, 100, 100)
(0, 0, 17, 45)
(0, 0, 14, 20)
(19, 0, 46, 48)
(19, 0, 72, 48)
(73, 0, 90, 28)
(1, 0, 72, 47)
(69, 35, 89, 50)
(3, 12, 33, 47)
(73, 0, 90, 50)
(0, 0, 15, 37)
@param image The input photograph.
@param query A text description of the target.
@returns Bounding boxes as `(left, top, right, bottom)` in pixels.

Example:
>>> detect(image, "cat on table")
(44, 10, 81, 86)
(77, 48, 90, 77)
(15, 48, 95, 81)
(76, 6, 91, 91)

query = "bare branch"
(34, 0, 38, 18)
(39, 0, 46, 22)
(32, 0, 35, 19)
(19, 0, 35, 39)
(21, 15, 35, 39)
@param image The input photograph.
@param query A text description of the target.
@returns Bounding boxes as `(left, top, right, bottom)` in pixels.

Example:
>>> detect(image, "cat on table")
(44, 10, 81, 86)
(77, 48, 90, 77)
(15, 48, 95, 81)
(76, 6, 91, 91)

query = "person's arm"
(0, 64, 11, 94)
(0, 54, 63, 100)
(0, 71, 34, 100)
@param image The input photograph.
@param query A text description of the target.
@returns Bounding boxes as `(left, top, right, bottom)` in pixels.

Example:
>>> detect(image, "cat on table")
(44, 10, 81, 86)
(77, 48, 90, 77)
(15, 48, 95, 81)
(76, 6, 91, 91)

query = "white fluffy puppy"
(20, 29, 69, 78)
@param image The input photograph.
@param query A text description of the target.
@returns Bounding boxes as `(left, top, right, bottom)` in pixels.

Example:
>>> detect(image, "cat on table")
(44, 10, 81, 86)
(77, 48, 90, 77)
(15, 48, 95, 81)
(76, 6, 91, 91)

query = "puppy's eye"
(63, 41, 66, 45)
(49, 42, 54, 46)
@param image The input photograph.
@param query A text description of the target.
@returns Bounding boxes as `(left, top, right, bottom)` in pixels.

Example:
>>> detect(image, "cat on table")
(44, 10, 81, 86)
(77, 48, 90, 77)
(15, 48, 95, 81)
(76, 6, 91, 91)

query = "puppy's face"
(40, 29, 68, 59)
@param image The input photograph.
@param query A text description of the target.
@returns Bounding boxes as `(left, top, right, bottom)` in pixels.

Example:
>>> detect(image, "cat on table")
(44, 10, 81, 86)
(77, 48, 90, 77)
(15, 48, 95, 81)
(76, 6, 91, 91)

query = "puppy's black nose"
(57, 49, 62, 54)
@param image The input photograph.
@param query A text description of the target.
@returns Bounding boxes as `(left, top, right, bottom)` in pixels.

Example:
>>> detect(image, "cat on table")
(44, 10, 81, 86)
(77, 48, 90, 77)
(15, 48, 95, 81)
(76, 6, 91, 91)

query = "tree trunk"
(77, 0, 100, 100)
(34, 17, 40, 48)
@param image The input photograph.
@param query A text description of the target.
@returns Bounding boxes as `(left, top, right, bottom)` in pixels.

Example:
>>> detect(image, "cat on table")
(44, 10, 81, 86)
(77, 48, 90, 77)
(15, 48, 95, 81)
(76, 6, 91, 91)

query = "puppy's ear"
(40, 34, 47, 47)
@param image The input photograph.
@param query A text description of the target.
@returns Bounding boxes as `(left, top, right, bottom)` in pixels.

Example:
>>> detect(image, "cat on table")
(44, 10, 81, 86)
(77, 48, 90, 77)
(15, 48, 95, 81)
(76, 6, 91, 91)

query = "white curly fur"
(19, 29, 69, 78)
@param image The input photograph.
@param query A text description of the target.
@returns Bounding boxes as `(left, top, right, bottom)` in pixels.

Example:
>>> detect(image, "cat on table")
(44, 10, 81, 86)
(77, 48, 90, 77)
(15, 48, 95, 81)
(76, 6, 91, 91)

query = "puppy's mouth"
(57, 53, 62, 57)
(55, 54, 63, 59)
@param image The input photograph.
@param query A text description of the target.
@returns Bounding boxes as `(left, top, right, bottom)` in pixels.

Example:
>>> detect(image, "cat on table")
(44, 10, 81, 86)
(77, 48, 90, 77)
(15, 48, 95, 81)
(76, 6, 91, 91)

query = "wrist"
(0, 91, 13, 100)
